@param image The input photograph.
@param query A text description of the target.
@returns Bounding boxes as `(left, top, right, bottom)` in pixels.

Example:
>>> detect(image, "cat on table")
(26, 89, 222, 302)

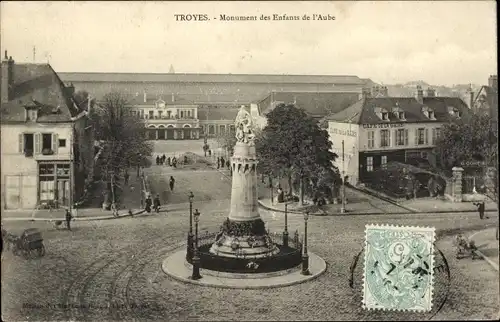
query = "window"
(382, 112, 389, 121)
(367, 131, 375, 149)
(131, 111, 137, 116)
(158, 111, 163, 118)
(42, 133, 52, 150)
(148, 111, 154, 119)
(380, 129, 390, 147)
(429, 111, 435, 119)
(421, 152, 428, 160)
(396, 129, 406, 146)
(398, 112, 405, 120)
(180, 111, 184, 118)
(140, 110, 144, 119)
(167, 110, 171, 118)
(417, 128, 425, 145)
(381, 155, 387, 165)
(39, 164, 55, 200)
(23, 133, 34, 156)
(58, 139, 66, 147)
(208, 125, 215, 135)
(366, 156, 373, 172)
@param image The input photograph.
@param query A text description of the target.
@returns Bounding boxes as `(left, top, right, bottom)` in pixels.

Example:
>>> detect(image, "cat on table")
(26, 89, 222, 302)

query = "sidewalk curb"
(469, 228, 499, 272)
(1, 209, 146, 222)
(257, 200, 499, 216)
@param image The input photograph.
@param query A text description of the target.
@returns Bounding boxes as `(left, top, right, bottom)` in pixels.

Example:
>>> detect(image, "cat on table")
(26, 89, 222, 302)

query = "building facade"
(1, 52, 94, 210)
(326, 86, 471, 185)
(471, 75, 498, 121)
(126, 93, 201, 140)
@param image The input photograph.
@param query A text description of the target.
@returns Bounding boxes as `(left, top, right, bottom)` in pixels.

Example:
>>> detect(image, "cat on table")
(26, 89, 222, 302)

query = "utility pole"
(341, 140, 346, 213)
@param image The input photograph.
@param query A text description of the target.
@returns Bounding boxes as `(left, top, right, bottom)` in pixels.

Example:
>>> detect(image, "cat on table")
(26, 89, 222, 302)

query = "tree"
(216, 128, 237, 157)
(434, 112, 498, 202)
(256, 104, 339, 205)
(89, 92, 153, 205)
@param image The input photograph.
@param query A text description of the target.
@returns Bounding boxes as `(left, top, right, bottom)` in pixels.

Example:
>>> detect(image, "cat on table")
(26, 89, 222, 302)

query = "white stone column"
(155, 130, 158, 140)
(228, 142, 260, 222)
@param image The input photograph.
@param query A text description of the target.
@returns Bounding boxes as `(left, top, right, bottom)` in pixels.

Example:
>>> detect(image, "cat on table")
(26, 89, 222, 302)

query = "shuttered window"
(34, 133, 41, 154)
(424, 129, 429, 145)
(19, 134, 24, 153)
(404, 129, 409, 145)
(52, 133, 58, 154)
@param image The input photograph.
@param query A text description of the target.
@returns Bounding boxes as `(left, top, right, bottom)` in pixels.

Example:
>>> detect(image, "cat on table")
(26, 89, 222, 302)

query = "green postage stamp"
(363, 224, 435, 312)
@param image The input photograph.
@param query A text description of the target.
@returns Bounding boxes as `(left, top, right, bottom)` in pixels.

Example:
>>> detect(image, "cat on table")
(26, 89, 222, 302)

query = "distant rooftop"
(58, 72, 370, 85)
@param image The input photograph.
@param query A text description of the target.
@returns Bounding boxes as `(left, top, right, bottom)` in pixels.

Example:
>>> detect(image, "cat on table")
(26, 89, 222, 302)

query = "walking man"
(168, 156, 171, 166)
(145, 194, 152, 213)
(169, 176, 175, 191)
(226, 160, 230, 169)
(153, 194, 161, 213)
(172, 157, 177, 168)
(65, 208, 73, 231)
(124, 171, 130, 185)
(217, 157, 220, 169)
(221, 157, 225, 169)
(474, 201, 486, 219)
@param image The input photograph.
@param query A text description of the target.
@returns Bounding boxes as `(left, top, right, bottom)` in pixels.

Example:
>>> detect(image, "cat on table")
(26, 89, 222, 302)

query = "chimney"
(143, 91, 147, 103)
(425, 87, 436, 97)
(66, 82, 75, 97)
(467, 85, 474, 109)
(360, 87, 371, 100)
(380, 86, 388, 97)
(1, 51, 14, 103)
(415, 85, 424, 104)
(488, 75, 498, 92)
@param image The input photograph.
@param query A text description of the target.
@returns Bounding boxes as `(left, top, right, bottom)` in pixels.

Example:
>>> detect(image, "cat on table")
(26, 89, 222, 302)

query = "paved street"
(2, 164, 499, 321)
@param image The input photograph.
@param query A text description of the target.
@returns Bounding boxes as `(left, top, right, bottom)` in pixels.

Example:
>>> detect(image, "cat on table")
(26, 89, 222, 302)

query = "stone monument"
(210, 106, 279, 258)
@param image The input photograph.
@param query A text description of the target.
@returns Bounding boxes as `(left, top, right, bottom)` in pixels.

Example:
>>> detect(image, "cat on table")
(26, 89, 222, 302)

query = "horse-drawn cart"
(6, 228, 46, 259)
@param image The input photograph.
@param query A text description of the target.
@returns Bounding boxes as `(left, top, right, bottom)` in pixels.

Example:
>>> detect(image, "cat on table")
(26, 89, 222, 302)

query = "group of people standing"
(217, 157, 230, 170)
(143, 176, 176, 213)
(156, 154, 177, 168)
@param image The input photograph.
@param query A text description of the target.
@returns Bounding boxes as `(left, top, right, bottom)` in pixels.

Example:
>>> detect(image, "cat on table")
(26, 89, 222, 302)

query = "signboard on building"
(362, 123, 405, 129)
(330, 128, 357, 137)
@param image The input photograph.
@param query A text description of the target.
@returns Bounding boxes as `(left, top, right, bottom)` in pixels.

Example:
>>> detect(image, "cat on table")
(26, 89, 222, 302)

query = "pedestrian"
(184, 155, 188, 164)
(162, 154, 166, 164)
(208, 149, 212, 156)
(475, 201, 486, 219)
(65, 208, 73, 231)
(145, 194, 152, 213)
(153, 194, 161, 213)
(124, 171, 130, 185)
(217, 157, 220, 169)
(169, 176, 175, 191)
(172, 157, 177, 168)
(155, 155, 160, 165)
(167, 156, 171, 166)
(221, 157, 225, 168)
(226, 160, 230, 169)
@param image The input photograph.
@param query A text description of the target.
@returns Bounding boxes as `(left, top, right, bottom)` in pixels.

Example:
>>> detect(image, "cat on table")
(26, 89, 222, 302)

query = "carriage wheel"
(22, 249, 31, 259)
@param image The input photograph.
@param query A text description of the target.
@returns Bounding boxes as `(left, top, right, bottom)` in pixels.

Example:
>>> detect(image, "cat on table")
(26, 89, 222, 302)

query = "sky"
(0, 1, 497, 86)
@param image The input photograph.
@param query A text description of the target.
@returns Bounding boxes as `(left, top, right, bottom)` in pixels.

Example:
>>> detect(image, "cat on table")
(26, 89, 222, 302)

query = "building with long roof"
(326, 86, 472, 185)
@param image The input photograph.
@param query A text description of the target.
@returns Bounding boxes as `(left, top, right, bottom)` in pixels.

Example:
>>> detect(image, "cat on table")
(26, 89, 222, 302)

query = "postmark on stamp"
(363, 224, 435, 312)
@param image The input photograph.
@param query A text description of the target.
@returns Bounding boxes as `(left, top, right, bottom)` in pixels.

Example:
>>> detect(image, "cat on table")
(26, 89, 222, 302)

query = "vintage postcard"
(1, 1, 498, 321)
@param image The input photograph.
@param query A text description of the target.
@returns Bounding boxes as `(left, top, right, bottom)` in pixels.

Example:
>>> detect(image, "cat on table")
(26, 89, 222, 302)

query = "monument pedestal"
(210, 142, 278, 258)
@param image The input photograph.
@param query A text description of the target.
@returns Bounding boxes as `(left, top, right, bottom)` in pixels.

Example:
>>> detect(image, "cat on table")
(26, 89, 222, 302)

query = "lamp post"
(187, 191, 194, 260)
(301, 211, 311, 276)
(341, 140, 346, 214)
(191, 209, 202, 280)
(283, 202, 289, 247)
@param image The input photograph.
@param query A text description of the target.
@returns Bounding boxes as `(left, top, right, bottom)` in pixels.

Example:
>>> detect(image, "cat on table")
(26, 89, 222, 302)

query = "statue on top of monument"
(235, 105, 255, 145)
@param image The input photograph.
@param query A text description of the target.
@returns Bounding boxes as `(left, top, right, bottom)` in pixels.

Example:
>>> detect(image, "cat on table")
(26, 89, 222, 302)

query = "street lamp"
(191, 209, 202, 280)
(301, 211, 311, 276)
(283, 202, 289, 247)
(341, 140, 346, 214)
(187, 191, 194, 261)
